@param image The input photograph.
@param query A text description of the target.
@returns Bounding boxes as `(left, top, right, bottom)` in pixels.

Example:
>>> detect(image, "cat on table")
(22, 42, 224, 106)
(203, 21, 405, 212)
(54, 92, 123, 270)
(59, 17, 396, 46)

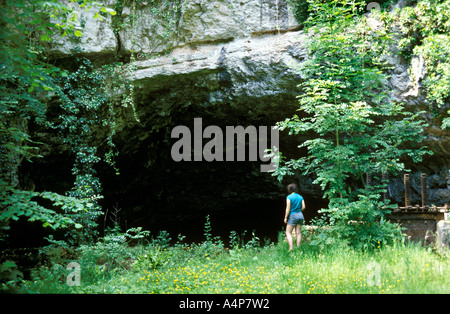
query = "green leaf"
(100, 6, 116, 15)
(74, 30, 83, 37)
(75, 223, 83, 229)
(40, 34, 51, 42)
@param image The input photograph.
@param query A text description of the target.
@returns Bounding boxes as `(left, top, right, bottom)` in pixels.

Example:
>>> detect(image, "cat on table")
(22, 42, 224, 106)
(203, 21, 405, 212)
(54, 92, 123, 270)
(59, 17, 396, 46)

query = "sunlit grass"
(76, 242, 448, 294)
(19, 238, 449, 294)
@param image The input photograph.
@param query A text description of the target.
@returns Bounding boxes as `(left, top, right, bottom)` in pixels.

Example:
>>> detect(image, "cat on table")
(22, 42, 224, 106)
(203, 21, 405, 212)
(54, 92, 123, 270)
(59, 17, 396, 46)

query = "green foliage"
(276, 0, 430, 201)
(287, 0, 393, 26)
(0, 0, 121, 244)
(0, 260, 23, 292)
(274, 0, 431, 250)
(17, 235, 450, 294)
(152, 230, 172, 248)
(204, 215, 222, 245)
(132, 246, 169, 270)
(442, 116, 450, 130)
(203, 214, 214, 243)
(51, 56, 132, 243)
(393, 0, 450, 126)
(0, 0, 148, 246)
(201, 215, 225, 254)
(311, 193, 404, 250)
(229, 230, 247, 249)
(0, 182, 92, 234)
(77, 240, 133, 278)
(39, 235, 75, 265)
(244, 230, 261, 250)
(228, 230, 261, 262)
(0, 0, 60, 186)
(0, 0, 194, 247)
(415, 34, 450, 108)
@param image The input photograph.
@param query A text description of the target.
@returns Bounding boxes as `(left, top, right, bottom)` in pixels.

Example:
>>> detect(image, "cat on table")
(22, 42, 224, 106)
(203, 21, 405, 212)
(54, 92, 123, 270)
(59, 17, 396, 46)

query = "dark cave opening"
(97, 154, 327, 246)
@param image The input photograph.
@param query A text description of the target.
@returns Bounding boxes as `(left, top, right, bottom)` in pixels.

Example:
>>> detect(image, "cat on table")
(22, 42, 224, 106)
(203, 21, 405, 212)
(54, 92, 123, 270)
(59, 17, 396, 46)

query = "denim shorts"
(287, 211, 304, 226)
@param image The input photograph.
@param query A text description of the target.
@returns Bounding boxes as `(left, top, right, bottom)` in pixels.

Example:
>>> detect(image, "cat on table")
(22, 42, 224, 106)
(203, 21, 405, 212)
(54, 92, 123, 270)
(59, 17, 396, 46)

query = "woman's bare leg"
(295, 225, 302, 247)
(286, 224, 294, 251)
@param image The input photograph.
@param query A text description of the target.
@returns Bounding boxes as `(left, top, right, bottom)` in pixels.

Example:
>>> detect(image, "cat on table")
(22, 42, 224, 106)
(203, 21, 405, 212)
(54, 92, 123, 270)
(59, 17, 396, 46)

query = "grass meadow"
(13, 229, 449, 294)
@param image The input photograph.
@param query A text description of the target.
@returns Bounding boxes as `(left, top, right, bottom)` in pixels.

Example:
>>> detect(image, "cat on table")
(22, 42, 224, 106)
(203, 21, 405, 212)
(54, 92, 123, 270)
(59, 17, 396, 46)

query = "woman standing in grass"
(284, 183, 306, 251)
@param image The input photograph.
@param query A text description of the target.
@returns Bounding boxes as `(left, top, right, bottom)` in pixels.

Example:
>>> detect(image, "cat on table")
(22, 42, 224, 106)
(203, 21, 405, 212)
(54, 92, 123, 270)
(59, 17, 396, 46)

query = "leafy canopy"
(272, 0, 432, 250)
(0, 0, 117, 243)
(275, 0, 430, 201)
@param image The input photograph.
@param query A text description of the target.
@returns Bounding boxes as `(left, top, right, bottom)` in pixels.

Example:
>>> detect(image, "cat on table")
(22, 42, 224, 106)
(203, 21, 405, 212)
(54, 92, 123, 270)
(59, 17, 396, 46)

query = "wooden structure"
(391, 173, 449, 213)
(387, 173, 449, 245)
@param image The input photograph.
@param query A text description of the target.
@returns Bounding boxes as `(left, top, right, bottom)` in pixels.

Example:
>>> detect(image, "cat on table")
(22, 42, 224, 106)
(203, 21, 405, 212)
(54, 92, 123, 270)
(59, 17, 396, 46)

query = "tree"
(0, 0, 117, 244)
(272, 0, 431, 249)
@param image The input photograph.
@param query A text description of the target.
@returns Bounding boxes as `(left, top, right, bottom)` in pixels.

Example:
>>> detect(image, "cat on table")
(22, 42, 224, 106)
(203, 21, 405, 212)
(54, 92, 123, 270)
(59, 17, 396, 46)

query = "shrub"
(132, 246, 169, 271)
(152, 230, 171, 249)
(311, 193, 405, 250)
(287, 0, 393, 26)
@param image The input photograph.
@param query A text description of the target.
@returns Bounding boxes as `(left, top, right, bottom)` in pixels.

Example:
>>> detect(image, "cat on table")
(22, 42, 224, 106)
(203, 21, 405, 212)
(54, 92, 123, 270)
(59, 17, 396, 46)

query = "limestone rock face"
(123, 0, 299, 55)
(131, 30, 307, 99)
(50, 0, 299, 58)
(177, 0, 298, 44)
(49, 1, 117, 58)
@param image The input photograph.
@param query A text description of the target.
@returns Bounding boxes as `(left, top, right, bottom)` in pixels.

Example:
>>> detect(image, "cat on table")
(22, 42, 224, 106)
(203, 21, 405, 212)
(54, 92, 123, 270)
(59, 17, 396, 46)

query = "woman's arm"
(302, 200, 306, 211)
(284, 199, 291, 224)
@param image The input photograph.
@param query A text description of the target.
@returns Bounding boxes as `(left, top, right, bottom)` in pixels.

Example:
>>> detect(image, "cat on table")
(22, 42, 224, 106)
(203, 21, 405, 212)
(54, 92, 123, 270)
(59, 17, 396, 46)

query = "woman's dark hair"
(287, 183, 298, 193)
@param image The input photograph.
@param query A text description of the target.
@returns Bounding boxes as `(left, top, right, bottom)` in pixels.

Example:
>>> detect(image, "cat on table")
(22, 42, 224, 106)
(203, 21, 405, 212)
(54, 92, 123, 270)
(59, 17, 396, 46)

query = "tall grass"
(17, 233, 449, 294)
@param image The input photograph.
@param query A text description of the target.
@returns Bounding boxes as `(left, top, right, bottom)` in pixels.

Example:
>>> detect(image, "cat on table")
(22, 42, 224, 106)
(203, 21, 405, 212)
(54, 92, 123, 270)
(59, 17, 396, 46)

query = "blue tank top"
(287, 193, 303, 214)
